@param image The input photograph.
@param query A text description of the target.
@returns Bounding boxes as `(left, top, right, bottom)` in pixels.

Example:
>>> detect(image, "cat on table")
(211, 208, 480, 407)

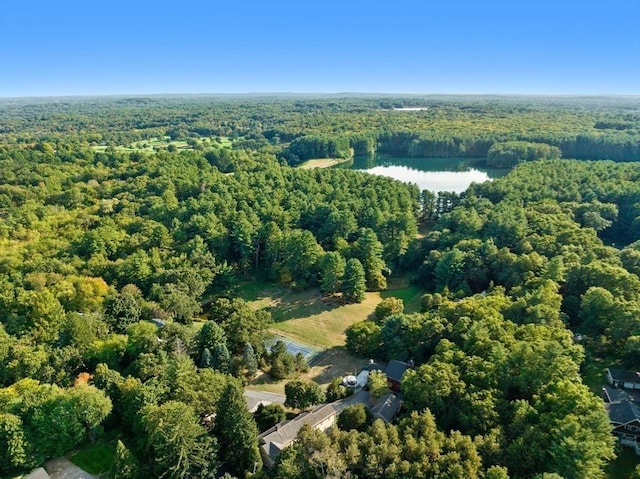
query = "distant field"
(298, 158, 350, 169)
(92, 135, 232, 153)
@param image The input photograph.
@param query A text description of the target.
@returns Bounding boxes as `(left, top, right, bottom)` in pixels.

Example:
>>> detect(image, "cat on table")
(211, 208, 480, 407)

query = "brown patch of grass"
(247, 374, 287, 395)
(302, 346, 366, 387)
(247, 346, 366, 393)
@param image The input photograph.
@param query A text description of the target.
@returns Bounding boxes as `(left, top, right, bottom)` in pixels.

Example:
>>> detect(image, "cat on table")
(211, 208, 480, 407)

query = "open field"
(92, 135, 233, 153)
(382, 277, 423, 313)
(239, 282, 378, 348)
(298, 158, 351, 169)
(239, 278, 423, 348)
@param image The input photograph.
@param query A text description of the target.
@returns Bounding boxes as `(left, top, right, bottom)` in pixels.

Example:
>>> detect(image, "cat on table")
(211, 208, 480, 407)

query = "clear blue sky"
(1, 0, 639, 97)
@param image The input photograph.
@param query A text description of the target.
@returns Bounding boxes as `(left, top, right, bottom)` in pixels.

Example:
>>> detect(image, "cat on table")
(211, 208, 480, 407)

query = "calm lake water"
(341, 155, 509, 193)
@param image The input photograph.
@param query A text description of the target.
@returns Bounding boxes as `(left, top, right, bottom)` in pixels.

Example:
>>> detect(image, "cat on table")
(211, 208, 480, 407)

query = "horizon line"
(2, 91, 639, 100)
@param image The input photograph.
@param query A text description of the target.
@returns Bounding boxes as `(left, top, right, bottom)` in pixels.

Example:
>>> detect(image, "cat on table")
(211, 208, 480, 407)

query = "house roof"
(386, 360, 410, 383)
(260, 388, 404, 465)
(607, 368, 640, 384)
(606, 400, 640, 425)
(365, 362, 385, 373)
(370, 392, 402, 423)
(259, 403, 339, 454)
(603, 385, 640, 405)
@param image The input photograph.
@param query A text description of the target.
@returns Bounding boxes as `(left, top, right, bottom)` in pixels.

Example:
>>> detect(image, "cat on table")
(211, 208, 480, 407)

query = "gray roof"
(370, 392, 402, 422)
(607, 368, 640, 384)
(603, 385, 640, 404)
(365, 362, 386, 373)
(386, 360, 410, 383)
(606, 400, 640, 425)
(259, 401, 344, 461)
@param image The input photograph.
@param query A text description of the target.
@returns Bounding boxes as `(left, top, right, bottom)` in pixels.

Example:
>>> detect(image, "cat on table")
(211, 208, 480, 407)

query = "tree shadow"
(307, 346, 367, 385)
(267, 292, 347, 323)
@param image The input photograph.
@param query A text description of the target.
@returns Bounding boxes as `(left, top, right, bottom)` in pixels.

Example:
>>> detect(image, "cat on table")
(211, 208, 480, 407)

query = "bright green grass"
(69, 441, 116, 475)
(581, 354, 611, 394)
(381, 280, 424, 314)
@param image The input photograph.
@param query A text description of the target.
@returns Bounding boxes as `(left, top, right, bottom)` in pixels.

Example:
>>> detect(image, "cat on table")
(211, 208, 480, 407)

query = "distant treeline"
(282, 130, 638, 164)
(1, 95, 638, 164)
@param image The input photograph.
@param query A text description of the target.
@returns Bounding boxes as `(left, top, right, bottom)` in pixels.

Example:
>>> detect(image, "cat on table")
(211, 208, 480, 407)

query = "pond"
(341, 154, 510, 193)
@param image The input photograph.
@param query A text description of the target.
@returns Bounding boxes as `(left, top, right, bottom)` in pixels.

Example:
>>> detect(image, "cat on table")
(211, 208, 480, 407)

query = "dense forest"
(0, 95, 639, 478)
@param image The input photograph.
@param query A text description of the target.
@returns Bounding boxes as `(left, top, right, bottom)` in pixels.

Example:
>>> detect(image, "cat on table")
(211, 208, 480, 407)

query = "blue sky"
(1, 0, 639, 97)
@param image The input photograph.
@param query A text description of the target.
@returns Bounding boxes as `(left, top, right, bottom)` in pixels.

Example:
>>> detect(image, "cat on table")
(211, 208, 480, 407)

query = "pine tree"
(112, 439, 140, 479)
(319, 251, 346, 295)
(242, 342, 258, 377)
(201, 347, 213, 368)
(342, 258, 367, 303)
(212, 343, 231, 374)
(215, 381, 262, 476)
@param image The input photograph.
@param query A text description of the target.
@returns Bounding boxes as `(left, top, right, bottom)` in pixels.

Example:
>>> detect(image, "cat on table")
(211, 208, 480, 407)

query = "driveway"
(244, 389, 286, 412)
(45, 458, 96, 479)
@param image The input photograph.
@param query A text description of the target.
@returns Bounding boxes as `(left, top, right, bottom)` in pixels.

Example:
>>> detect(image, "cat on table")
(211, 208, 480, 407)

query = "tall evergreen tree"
(318, 251, 346, 295)
(142, 401, 216, 479)
(242, 342, 258, 377)
(212, 343, 231, 374)
(342, 258, 367, 303)
(201, 347, 213, 369)
(353, 228, 387, 290)
(215, 381, 262, 476)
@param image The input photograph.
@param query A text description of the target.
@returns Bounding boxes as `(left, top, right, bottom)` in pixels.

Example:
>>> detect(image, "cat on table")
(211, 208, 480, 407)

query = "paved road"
(244, 389, 286, 412)
(45, 458, 96, 479)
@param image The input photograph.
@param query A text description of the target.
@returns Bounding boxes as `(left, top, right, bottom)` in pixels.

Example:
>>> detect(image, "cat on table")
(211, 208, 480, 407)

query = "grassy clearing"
(69, 441, 115, 476)
(239, 278, 421, 390)
(302, 346, 367, 386)
(91, 135, 232, 153)
(382, 277, 424, 314)
(298, 158, 351, 169)
(247, 374, 287, 395)
(581, 354, 610, 395)
(239, 278, 423, 349)
(239, 282, 379, 348)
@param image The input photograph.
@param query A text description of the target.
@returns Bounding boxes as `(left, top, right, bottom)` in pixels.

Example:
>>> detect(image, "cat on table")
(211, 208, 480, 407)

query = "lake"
(341, 155, 509, 193)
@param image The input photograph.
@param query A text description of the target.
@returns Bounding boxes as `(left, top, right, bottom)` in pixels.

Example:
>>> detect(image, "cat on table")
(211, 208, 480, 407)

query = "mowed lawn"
(239, 278, 422, 349)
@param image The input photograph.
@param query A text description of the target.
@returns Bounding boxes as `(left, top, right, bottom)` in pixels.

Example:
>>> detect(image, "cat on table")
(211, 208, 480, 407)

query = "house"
(606, 368, 640, 390)
(259, 388, 403, 468)
(370, 392, 402, 423)
(360, 359, 412, 393)
(603, 384, 640, 454)
(259, 393, 360, 468)
(386, 359, 411, 392)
